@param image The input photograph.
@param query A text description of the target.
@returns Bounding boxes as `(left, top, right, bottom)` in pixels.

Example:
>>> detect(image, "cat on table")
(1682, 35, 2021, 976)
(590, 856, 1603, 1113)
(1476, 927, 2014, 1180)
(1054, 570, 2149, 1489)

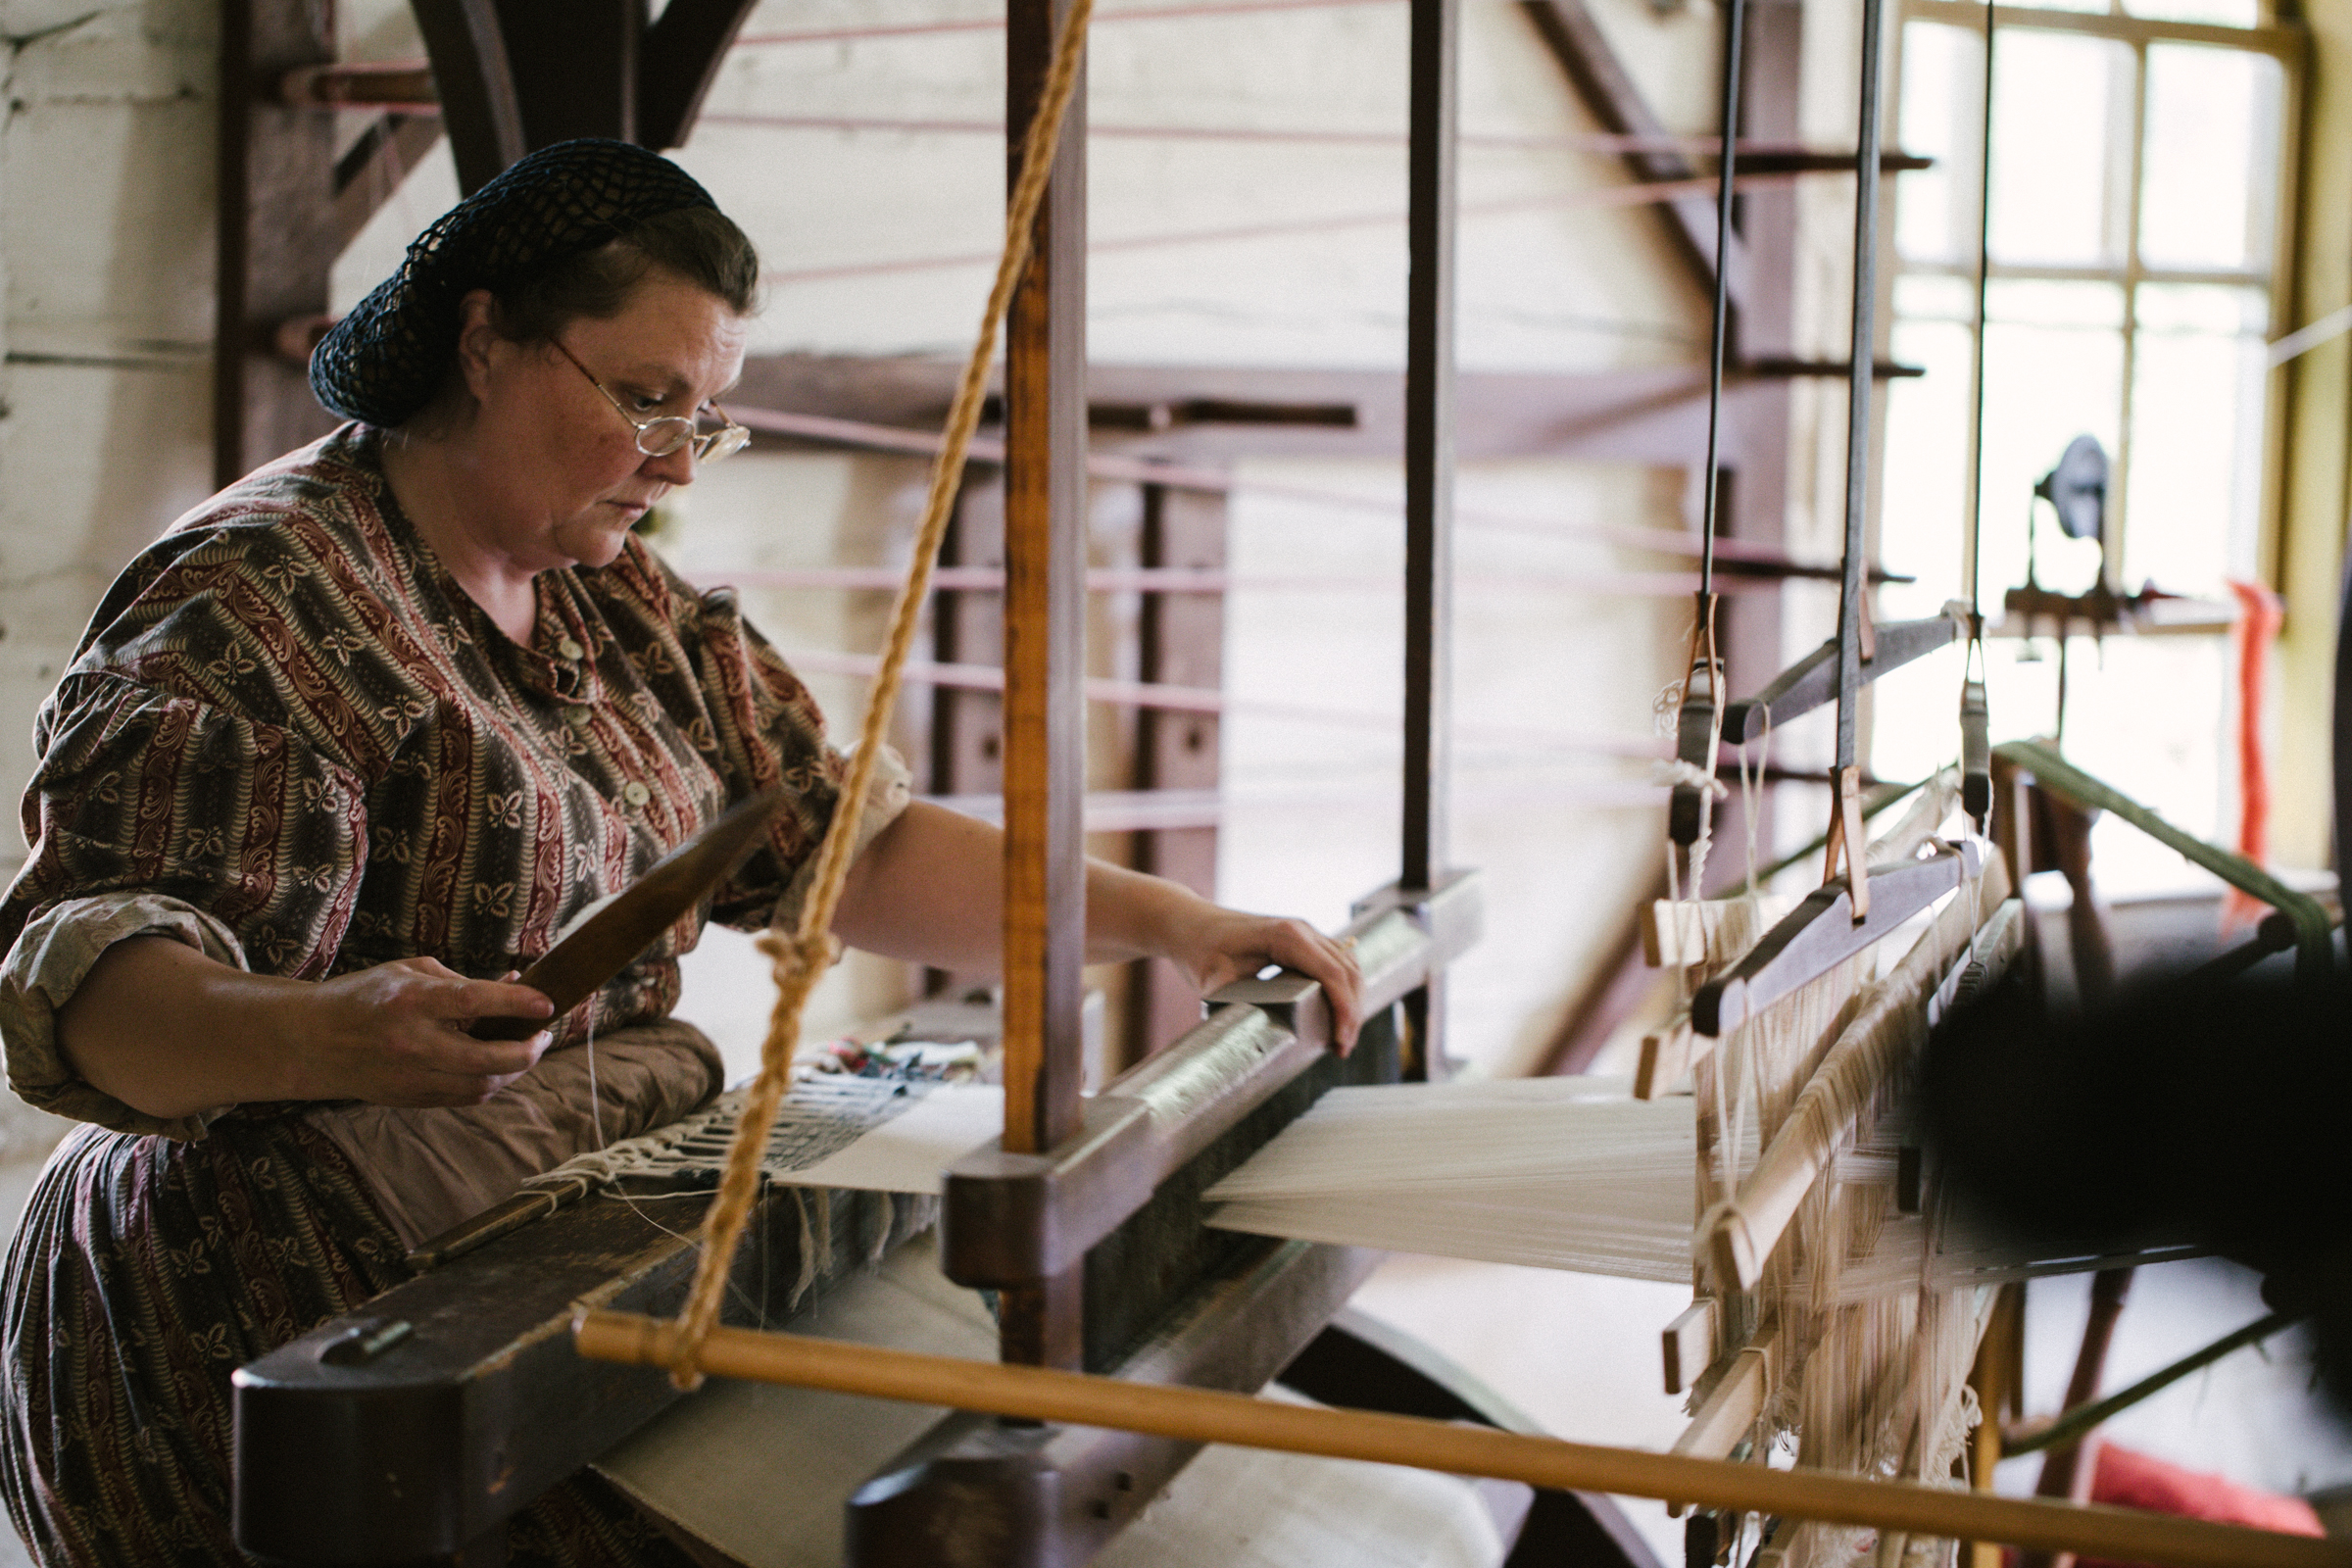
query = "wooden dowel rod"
(1674, 1341, 1771, 1459)
(574, 1310, 2349, 1568)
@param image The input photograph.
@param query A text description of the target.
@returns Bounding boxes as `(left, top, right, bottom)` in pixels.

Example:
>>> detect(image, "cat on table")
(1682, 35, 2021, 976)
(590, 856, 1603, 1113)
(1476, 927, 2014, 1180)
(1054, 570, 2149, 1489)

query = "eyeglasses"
(552, 339, 751, 466)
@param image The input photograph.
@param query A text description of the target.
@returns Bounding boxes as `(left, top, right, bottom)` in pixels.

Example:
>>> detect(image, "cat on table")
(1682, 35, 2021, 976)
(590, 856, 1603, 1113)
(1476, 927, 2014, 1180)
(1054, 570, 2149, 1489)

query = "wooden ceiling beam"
(405, 0, 757, 192)
(1519, 0, 1747, 310)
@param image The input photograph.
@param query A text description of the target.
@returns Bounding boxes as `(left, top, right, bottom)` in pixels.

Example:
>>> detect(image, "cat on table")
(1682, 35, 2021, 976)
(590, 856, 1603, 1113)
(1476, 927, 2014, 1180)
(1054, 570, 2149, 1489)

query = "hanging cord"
(1698, 0, 1744, 600)
(1666, 0, 1747, 886)
(1958, 0, 1996, 834)
(663, 0, 1099, 1389)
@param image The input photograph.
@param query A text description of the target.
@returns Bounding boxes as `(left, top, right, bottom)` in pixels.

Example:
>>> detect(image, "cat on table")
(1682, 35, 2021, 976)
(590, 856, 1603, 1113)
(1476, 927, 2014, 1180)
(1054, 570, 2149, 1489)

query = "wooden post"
(1130, 482, 1227, 1060)
(927, 479, 1007, 1004)
(999, 0, 1090, 1370)
(213, 0, 343, 487)
(1401, 0, 1459, 1078)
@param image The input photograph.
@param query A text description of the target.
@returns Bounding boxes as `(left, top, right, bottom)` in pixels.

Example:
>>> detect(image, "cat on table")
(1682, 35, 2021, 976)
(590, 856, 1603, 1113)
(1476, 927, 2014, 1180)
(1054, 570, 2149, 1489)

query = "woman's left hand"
(1162, 906, 1364, 1053)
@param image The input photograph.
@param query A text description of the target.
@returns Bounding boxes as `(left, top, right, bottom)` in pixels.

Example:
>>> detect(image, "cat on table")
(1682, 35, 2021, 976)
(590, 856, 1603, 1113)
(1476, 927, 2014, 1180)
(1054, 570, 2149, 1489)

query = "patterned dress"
(0, 425, 906, 1566)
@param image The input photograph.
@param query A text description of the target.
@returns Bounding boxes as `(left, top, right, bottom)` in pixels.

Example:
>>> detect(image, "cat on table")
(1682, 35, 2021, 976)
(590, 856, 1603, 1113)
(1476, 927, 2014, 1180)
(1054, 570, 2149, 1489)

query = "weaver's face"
(466, 270, 748, 573)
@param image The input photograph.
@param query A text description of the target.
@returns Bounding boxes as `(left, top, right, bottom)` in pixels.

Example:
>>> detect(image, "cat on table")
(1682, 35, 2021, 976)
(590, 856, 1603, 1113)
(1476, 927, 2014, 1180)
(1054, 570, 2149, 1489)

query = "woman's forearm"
(831, 803, 1362, 1044)
(57, 938, 311, 1119)
(830, 803, 1219, 967)
(54, 936, 556, 1120)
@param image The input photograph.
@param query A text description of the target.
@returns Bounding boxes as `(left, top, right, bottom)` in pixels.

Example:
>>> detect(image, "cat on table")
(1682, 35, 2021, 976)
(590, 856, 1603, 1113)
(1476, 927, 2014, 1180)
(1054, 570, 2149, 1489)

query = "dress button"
(622, 781, 652, 807)
(557, 637, 585, 662)
(566, 707, 591, 728)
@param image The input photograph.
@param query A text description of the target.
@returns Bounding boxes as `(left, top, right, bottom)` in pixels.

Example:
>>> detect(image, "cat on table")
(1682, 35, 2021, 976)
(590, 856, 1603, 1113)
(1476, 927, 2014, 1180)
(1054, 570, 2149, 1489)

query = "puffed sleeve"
(0, 893, 248, 1139)
(0, 517, 392, 1135)
(0, 671, 373, 1134)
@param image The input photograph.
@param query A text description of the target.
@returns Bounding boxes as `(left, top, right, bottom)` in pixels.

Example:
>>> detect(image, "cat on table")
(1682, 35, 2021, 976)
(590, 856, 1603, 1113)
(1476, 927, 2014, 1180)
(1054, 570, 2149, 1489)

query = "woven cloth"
(310, 138, 717, 428)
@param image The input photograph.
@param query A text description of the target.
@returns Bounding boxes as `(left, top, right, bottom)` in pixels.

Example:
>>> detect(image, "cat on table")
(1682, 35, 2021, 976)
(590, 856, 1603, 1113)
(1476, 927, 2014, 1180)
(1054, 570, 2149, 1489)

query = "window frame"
(1893, 0, 2307, 593)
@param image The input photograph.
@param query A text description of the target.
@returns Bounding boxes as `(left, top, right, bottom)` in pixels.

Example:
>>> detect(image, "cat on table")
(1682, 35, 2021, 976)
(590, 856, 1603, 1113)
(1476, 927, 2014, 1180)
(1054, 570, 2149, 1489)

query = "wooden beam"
(638, 0, 760, 149)
(408, 0, 524, 194)
(925, 481, 1008, 1007)
(408, 0, 752, 189)
(1130, 482, 1227, 1061)
(501, 0, 642, 146)
(328, 113, 446, 255)
(1520, 0, 1746, 307)
(997, 0, 1090, 1371)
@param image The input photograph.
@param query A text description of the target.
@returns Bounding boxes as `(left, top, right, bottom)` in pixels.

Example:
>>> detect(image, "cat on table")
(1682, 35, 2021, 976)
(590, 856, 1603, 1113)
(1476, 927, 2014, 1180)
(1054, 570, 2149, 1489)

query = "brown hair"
(488, 205, 760, 343)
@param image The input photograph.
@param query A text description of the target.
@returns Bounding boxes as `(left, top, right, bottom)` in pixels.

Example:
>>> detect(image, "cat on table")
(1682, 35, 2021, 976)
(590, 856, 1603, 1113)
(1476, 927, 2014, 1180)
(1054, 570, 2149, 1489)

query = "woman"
(0, 140, 1359, 1566)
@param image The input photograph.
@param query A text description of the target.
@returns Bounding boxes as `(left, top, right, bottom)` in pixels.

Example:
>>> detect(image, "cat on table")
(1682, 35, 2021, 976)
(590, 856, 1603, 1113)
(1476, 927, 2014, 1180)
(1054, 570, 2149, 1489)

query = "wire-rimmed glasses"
(552, 339, 751, 466)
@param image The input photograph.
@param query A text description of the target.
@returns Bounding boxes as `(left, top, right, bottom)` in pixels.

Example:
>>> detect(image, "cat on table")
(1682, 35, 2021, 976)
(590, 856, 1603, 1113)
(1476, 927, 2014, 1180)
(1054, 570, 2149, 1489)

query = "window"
(1873, 0, 2300, 878)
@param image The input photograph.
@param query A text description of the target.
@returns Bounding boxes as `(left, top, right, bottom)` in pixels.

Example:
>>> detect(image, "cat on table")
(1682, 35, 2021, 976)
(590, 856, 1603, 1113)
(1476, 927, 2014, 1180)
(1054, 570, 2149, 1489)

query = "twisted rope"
(664, 0, 1099, 1387)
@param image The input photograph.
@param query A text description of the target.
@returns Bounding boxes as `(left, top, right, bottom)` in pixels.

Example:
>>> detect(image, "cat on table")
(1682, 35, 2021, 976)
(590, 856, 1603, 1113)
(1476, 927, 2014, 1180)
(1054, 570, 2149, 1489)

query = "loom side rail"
(1993, 739, 2334, 978)
(231, 1183, 907, 1563)
(939, 870, 1481, 1286)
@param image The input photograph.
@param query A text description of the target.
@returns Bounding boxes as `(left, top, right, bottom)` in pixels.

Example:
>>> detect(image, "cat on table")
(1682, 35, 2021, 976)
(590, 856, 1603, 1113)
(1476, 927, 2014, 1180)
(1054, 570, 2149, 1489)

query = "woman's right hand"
(57, 938, 557, 1121)
(290, 956, 555, 1106)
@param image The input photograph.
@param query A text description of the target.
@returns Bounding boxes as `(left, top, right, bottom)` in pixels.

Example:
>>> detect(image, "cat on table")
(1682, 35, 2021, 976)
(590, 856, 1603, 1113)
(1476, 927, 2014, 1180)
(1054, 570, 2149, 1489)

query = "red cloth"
(2223, 578, 2284, 931)
(2075, 1442, 2325, 1568)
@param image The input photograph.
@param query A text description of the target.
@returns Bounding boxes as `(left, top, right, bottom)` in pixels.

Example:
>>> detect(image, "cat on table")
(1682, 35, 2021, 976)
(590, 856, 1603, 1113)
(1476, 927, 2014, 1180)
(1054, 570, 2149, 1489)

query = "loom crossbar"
(1693, 842, 1981, 1037)
(1720, 617, 1959, 746)
(573, 1310, 2350, 1568)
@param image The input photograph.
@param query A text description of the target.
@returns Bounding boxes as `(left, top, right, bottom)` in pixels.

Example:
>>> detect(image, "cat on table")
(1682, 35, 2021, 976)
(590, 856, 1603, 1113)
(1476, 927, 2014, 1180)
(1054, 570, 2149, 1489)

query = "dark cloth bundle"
(1923, 962, 2352, 1409)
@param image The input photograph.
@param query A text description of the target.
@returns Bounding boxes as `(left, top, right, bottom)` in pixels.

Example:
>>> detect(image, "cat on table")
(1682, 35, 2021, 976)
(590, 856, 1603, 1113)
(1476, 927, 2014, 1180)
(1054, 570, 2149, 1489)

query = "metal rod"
(1401, 0, 1457, 898)
(1834, 0, 1888, 776)
(1698, 0, 1746, 592)
(1965, 0, 1995, 620)
(725, 403, 1903, 575)
(740, 0, 1396, 46)
(760, 172, 1812, 286)
(2002, 1312, 2298, 1459)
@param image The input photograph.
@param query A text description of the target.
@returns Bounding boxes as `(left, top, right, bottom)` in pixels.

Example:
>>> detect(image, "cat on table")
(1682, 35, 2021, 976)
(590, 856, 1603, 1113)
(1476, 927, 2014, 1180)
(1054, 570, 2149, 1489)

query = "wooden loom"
(231, 0, 1528, 1563)
(571, 0, 2342, 1562)
(221, 5, 2343, 1568)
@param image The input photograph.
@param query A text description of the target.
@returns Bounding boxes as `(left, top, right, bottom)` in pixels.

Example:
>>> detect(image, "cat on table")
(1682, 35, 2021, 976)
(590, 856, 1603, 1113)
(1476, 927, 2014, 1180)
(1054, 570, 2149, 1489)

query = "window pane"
(1895, 271, 1978, 323)
(2123, 284, 2269, 592)
(1978, 282, 2128, 602)
(1988, 277, 2125, 330)
(1880, 318, 1978, 620)
(1896, 23, 1984, 267)
(2139, 44, 2281, 272)
(1987, 30, 2133, 269)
